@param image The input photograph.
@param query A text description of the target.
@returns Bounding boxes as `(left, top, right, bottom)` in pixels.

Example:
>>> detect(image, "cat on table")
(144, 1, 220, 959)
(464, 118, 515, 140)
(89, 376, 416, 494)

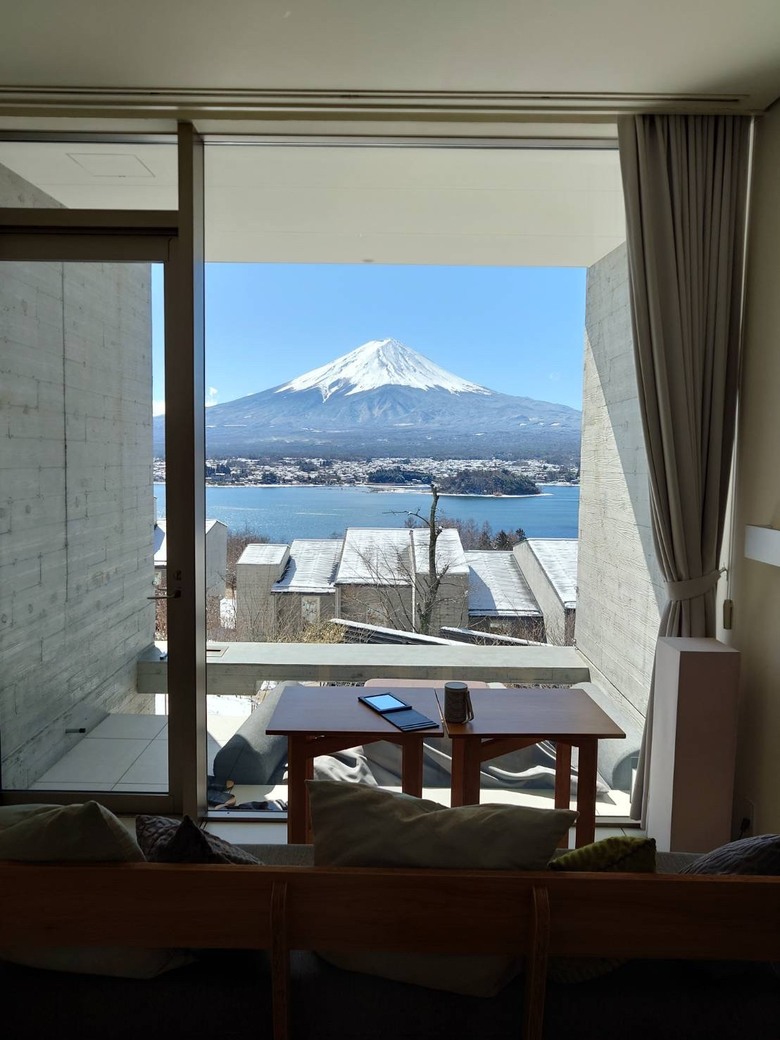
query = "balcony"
(26, 640, 637, 824)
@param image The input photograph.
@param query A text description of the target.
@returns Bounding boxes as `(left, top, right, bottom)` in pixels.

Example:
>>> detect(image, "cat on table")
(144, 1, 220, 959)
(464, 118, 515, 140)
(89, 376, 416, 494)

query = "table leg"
(554, 742, 572, 810)
(400, 737, 423, 797)
(450, 737, 467, 807)
(574, 739, 598, 847)
(451, 738, 482, 806)
(287, 736, 314, 844)
(554, 742, 573, 848)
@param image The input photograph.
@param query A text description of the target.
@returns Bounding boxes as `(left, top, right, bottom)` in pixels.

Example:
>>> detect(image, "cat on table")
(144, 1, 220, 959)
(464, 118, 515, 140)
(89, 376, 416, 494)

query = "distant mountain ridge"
(153, 338, 581, 460)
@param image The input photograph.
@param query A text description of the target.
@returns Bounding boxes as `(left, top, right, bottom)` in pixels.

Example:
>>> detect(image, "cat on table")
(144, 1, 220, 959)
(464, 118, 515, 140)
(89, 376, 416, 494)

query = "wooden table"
(267, 684, 444, 843)
(445, 687, 625, 847)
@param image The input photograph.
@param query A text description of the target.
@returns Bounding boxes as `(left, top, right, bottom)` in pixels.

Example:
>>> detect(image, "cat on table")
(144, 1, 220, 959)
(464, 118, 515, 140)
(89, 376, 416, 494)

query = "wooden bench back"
(1, 863, 778, 1040)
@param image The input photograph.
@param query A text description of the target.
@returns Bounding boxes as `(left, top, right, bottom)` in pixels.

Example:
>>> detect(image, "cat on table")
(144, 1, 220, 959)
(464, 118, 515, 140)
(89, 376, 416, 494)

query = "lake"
(153, 483, 579, 542)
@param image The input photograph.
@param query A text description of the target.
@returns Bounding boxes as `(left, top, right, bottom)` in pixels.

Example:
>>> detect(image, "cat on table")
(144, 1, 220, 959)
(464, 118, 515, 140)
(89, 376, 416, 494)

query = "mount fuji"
(154, 338, 581, 459)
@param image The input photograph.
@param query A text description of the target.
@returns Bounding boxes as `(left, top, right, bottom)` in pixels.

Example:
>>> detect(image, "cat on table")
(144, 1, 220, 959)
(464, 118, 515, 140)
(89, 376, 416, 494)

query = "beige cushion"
(308, 781, 576, 996)
(0, 802, 192, 978)
(0, 800, 144, 862)
(309, 780, 576, 870)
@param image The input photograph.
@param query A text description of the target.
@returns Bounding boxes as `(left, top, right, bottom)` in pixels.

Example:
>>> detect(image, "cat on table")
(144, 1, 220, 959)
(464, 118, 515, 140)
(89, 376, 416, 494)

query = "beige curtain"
(618, 114, 751, 821)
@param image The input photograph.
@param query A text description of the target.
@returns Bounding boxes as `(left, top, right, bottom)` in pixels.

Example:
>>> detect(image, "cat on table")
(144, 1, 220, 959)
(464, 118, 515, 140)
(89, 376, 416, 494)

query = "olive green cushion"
(550, 835, 656, 874)
(308, 780, 576, 997)
(548, 835, 656, 983)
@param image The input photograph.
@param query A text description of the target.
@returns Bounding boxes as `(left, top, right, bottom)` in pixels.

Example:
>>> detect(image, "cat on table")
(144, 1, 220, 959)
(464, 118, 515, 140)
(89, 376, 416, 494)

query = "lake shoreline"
(194, 480, 578, 499)
(153, 483, 580, 542)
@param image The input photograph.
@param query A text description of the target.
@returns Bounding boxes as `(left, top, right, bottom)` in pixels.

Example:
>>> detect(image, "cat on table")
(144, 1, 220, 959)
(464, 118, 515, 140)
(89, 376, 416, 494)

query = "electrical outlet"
(734, 798, 755, 839)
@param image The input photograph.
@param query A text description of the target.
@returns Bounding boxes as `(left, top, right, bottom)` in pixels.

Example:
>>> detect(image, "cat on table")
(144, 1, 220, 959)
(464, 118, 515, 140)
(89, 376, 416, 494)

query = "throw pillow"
(308, 779, 577, 870)
(680, 833, 780, 876)
(136, 814, 263, 865)
(550, 835, 657, 873)
(0, 801, 191, 978)
(680, 833, 780, 981)
(0, 799, 144, 862)
(547, 835, 657, 983)
(307, 780, 577, 997)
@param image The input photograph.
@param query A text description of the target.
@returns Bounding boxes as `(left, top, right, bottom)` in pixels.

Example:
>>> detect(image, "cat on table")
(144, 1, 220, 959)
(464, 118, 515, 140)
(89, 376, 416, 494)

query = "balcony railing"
(136, 640, 591, 695)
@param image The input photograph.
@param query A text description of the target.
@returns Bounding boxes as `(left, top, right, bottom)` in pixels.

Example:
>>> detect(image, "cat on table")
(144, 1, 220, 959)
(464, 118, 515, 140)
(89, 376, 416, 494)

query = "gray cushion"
(313, 746, 379, 786)
(363, 736, 610, 794)
(137, 815, 264, 865)
(212, 685, 288, 785)
(680, 834, 780, 876)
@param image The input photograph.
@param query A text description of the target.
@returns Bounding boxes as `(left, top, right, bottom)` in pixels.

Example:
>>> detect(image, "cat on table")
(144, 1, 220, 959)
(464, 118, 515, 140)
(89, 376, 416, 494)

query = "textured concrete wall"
(576, 242, 663, 718)
(275, 591, 338, 635)
(0, 162, 155, 788)
(236, 551, 289, 639)
(339, 583, 415, 629)
(204, 521, 227, 600)
(416, 570, 469, 633)
(512, 541, 570, 645)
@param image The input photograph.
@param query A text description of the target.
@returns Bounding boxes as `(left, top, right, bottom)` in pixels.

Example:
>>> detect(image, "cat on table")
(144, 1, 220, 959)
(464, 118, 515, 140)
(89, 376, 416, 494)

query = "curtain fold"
(617, 114, 751, 821)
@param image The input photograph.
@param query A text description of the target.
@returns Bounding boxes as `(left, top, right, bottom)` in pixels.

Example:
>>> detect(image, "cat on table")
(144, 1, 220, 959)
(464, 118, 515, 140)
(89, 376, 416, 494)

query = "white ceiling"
(3, 0, 774, 266)
(0, 1, 779, 115)
(0, 141, 625, 267)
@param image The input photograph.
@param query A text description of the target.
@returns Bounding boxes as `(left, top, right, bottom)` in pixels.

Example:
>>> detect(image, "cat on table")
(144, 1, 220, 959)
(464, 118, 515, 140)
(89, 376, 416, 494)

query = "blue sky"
(152, 263, 586, 414)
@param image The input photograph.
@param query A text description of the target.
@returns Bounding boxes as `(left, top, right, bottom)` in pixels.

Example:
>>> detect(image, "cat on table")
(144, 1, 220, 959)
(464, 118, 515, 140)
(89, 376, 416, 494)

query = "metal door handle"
(147, 590, 182, 600)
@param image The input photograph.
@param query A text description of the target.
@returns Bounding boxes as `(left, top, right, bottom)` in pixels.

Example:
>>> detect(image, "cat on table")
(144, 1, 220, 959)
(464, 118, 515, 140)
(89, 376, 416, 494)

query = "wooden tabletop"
(267, 684, 445, 738)
(443, 688, 626, 741)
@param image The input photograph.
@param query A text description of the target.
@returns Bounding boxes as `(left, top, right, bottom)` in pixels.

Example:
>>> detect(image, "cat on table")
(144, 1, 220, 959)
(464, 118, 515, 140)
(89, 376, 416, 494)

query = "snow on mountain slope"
(275, 338, 493, 400)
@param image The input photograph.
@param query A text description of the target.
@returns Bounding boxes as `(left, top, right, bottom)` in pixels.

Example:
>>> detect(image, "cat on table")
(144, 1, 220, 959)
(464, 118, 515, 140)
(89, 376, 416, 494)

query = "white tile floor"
(31, 711, 231, 792)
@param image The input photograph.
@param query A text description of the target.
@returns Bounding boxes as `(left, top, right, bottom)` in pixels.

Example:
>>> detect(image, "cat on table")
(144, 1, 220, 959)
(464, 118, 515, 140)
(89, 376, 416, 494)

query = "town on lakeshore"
(152, 455, 580, 491)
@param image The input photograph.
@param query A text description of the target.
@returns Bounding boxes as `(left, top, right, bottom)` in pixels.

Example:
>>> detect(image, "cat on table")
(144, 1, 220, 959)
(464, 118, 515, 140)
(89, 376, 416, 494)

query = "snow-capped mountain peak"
(274, 338, 494, 401)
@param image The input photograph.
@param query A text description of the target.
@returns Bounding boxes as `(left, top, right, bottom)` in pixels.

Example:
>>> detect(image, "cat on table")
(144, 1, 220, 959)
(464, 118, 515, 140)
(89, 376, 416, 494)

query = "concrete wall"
(513, 541, 573, 645)
(0, 163, 155, 788)
(236, 547, 289, 639)
(204, 520, 227, 600)
(730, 101, 780, 833)
(275, 590, 338, 636)
(416, 570, 469, 633)
(576, 242, 664, 718)
(339, 583, 415, 629)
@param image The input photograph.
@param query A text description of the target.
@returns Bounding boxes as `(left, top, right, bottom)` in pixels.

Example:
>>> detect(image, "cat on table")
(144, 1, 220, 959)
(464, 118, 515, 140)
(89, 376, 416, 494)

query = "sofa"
(0, 796, 778, 1040)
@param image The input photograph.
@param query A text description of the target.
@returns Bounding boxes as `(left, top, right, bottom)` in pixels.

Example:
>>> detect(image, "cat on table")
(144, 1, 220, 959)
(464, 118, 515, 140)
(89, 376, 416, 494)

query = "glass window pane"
(0, 259, 168, 793)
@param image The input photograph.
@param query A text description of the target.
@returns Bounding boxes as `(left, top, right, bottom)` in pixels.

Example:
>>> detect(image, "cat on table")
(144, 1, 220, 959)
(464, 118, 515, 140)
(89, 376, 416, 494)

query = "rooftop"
(412, 527, 469, 576)
(237, 544, 290, 567)
(273, 539, 342, 594)
(154, 519, 226, 567)
(336, 529, 412, 586)
(465, 551, 542, 618)
(525, 538, 579, 608)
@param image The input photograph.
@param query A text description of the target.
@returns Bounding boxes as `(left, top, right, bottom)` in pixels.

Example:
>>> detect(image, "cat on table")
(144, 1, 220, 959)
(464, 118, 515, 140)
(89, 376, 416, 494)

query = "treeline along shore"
(156, 454, 580, 491)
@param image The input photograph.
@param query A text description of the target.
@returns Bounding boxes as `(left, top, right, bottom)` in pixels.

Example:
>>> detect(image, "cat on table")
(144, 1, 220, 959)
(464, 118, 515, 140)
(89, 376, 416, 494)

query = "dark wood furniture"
(1, 860, 777, 1040)
(267, 684, 444, 842)
(445, 688, 625, 847)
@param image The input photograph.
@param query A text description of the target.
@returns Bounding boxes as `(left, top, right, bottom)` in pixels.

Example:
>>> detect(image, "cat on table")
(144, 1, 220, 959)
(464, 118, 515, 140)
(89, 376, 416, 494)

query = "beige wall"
(730, 101, 780, 833)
